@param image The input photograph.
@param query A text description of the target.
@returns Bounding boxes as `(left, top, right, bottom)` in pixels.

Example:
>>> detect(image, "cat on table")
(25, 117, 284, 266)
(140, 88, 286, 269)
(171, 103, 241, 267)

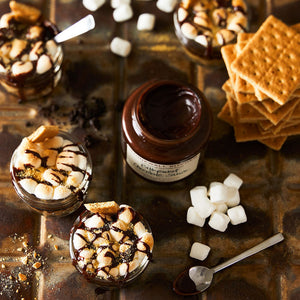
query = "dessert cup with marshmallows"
(69, 201, 154, 289)
(10, 127, 92, 217)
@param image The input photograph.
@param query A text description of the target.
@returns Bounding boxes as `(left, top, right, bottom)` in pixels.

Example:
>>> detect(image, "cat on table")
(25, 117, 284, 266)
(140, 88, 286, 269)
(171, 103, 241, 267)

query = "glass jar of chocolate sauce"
(121, 80, 213, 183)
(10, 131, 92, 217)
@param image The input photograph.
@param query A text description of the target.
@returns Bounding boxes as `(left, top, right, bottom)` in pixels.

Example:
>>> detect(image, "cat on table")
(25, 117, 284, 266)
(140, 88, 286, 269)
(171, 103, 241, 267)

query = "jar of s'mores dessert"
(70, 201, 154, 289)
(0, 1, 63, 101)
(121, 79, 213, 183)
(173, 0, 249, 66)
(10, 125, 92, 216)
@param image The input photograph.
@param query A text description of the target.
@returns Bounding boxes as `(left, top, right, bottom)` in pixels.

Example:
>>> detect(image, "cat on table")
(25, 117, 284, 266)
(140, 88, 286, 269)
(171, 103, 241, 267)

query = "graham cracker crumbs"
(32, 262, 41, 269)
(18, 273, 27, 282)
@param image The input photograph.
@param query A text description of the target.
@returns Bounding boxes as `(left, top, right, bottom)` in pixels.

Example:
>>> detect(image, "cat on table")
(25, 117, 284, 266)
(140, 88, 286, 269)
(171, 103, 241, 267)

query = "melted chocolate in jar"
(139, 84, 201, 140)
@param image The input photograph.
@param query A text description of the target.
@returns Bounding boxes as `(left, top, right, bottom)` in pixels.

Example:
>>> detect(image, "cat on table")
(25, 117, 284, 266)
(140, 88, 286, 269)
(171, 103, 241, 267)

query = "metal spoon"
(54, 14, 95, 43)
(173, 233, 284, 296)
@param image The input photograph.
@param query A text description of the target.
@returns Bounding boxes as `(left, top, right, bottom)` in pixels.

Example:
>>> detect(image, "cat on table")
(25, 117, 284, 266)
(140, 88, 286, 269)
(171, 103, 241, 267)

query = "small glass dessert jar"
(173, 0, 249, 66)
(10, 125, 92, 217)
(121, 79, 213, 183)
(69, 201, 154, 290)
(0, 1, 63, 101)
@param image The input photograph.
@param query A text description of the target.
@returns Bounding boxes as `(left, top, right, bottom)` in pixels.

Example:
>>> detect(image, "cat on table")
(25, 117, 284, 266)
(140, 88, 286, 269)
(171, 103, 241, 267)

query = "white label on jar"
(126, 144, 200, 182)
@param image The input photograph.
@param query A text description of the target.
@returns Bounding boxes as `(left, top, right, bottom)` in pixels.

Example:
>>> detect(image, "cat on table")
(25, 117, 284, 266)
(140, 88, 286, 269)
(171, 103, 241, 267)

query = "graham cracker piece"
(249, 97, 299, 125)
(236, 102, 265, 123)
(9, 1, 41, 24)
(28, 125, 59, 143)
(232, 15, 300, 105)
(221, 44, 237, 85)
(217, 102, 234, 126)
(84, 201, 120, 214)
(258, 136, 287, 151)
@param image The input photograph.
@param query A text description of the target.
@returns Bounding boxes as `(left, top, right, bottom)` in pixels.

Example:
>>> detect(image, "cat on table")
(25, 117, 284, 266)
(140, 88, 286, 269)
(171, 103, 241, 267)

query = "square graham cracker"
(232, 15, 300, 105)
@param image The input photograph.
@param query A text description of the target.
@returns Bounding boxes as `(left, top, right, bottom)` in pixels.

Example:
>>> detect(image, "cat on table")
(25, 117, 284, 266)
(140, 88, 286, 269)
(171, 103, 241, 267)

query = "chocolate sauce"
(173, 270, 198, 295)
(139, 85, 201, 140)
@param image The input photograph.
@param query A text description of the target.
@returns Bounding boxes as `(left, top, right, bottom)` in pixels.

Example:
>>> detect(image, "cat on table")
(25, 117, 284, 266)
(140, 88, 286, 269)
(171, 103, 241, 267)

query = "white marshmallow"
(208, 212, 230, 232)
(29, 41, 43, 61)
(209, 182, 237, 203)
(133, 221, 146, 238)
(1, 43, 12, 57)
(85, 214, 104, 228)
(110, 219, 127, 242)
(193, 196, 215, 219)
(46, 40, 59, 61)
(73, 229, 88, 249)
(190, 186, 207, 207)
(177, 7, 188, 22)
(195, 34, 209, 47)
(96, 248, 114, 267)
(26, 26, 43, 40)
(83, 0, 105, 11)
(189, 242, 210, 261)
(19, 178, 38, 194)
(0, 64, 5, 73)
(19, 151, 42, 169)
(34, 183, 54, 200)
(9, 39, 27, 59)
(187, 207, 205, 227)
(53, 186, 72, 199)
(56, 151, 78, 171)
(11, 61, 33, 76)
(137, 13, 155, 31)
(156, 0, 177, 13)
(227, 205, 247, 225)
(42, 169, 64, 186)
(110, 37, 132, 57)
(223, 173, 243, 189)
(62, 140, 78, 151)
(93, 236, 110, 247)
(227, 15, 247, 32)
(0, 13, 14, 29)
(43, 149, 58, 167)
(181, 22, 197, 39)
(66, 171, 84, 187)
(109, 267, 119, 278)
(77, 155, 87, 170)
(214, 202, 228, 214)
(225, 189, 240, 207)
(113, 4, 133, 22)
(43, 136, 64, 149)
(119, 204, 134, 224)
(111, 0, 131, 9)
(79, 248, 95, 262)
(36, 54, 52, 74)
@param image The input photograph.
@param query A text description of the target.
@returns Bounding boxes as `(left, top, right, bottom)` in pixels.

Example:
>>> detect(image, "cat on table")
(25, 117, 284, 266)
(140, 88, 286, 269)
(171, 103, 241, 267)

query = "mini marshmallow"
(187, 207, 205, 227)
(216, 29, 235, 45)
(85, 214, 104, 229)
(208, 212, 230, 232)
(113, 4, 133, 22)
(119, 204, 134, 224)
(96, 248, 114, 267)
(79, 248, 95, 262)
(43, 169, 64, 186)
(19, 150, 42, 169)
(195, 34, 209, 47)
(53, 186, 72, 199)
(177, 7, 188, 23)
(46, 40, 59, 61)
(156, 0, 177, 13)
(93, 236, 110, 247)
(11, 61, 33, 76)
(214, 202, 228, 214)
(190, 242, 211, 261)
(227, 205, 247, 225)
(223, 173, 243, 189)
(110, 219, 127, 242)
(34, 183, 54, 200)
(193, 196, 215, 219)
(77, 155, 87, 170)
(9, 39, 27, 59)
(137, 13, 155, 31)
(110, 37, 132, 57)
(29, 41, 43, 61)
(227, 15, 247, 32)
(225, 189, 240, 207)
(190, 186, 207, 207)
(109, 267, 119, 278)
(43, 136, 64, 149)
(181, 22, 198, 39)
(36, 54, 52, 74)
(66, 171, 84, 187)
(56, 151, 78, 171)
(73, 229, 88, 249)
(26, 26, 43, 40)
(133, 221, 146, 238)
(62, 140, 78, 151)
(43, 149, 58, 167)
(19, 178, 38, 194)
(111, 0, 131, 9)
(82, 0, 105, 11)
(209, 182, 237, 203)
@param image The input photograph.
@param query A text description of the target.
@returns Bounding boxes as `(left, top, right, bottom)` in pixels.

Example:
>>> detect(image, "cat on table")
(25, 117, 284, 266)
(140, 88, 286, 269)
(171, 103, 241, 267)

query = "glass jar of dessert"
(10, 125, 92, 217)
(121, 79, 213, 183)
(173, 0, 249, 66)
(0, 1, 63, 101)
(69, 201, 154, 290)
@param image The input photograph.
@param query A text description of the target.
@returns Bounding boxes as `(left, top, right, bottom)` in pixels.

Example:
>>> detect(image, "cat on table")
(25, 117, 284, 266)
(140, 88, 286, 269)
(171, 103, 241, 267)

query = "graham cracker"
(232, 15, 300, 105)
(28, 125, 59, 143)
(221, 44, 237, 85)
(258, 136, 287, 151)
(84, 201, 120, 214)
(217, 102, 234, 126)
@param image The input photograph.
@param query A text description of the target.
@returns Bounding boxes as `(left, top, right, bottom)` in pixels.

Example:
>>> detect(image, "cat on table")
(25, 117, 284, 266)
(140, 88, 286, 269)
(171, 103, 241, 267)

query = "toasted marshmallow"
(36, 54, 52, 74)
(19, 178, 38, 194)
(110, 219, 128, 242)
(29, 41, 43, 61)
(42, 169, 64, 186)
(74, 229, 88, 249)
(34, 183, 54, 200)
(134, 221, 146, 238)
(137, 232, 154, 251)
(43, 149, 58, 167)
(77, 155, 87, 171)
(84, 214, 104, 229)
(62, 140, 78, 151)
(11, 61, 33, 76)
(45, 40, 59, 61)
(26, 25, 43, 40)
(109, 267, 119, 278)
(56, 151, 78, 171)
(53, 186, 72, 199)
(177, 7, 188, 23)
(19, 151, 42, 169)
(118, 205, 134, 224)
(43, 136, 64, 149)
(66, 171, 84, 187)
(9, 39, 27, 59)
(227, 15, 247, 32)
(1, 43, 12, 57)
(0, 13, 14, 28)
(96, 248, 114, 268)
(216, 29, 236, 45)
(181, 22, 197, 39)
(93, 236, 110, 247)
(79, 248, 95, 263)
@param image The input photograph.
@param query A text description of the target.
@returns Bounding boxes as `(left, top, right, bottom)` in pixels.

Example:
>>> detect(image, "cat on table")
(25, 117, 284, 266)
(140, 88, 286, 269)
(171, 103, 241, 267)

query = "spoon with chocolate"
(173, 233, 284, 296)
(54, 14, 95, 43)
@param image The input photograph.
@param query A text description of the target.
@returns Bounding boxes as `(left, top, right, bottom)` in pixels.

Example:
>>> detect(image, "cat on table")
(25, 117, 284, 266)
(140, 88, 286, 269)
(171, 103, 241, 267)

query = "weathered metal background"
(0, 0, 299, 299)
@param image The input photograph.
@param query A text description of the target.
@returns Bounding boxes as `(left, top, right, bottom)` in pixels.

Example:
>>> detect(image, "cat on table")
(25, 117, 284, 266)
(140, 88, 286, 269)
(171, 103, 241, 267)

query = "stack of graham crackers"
(218, 15, 300, 150)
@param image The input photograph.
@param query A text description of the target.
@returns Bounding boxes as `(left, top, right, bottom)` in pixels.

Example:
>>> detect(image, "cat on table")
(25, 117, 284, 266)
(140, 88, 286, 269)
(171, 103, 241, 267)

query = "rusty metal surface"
(0, 0, 299, 299)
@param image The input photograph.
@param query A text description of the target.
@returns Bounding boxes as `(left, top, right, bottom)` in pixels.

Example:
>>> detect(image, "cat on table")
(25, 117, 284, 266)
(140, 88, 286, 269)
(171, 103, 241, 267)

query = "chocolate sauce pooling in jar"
(121, 80, 213, 183)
